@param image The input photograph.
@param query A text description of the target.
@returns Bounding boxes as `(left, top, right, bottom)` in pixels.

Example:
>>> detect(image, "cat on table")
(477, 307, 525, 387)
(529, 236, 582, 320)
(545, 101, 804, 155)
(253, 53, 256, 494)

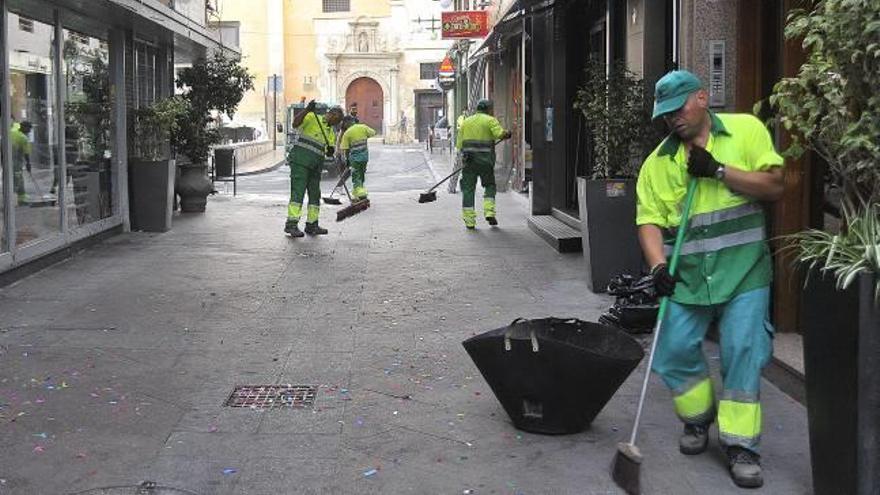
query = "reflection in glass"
(9, 13, 60, 245)
(63, 29, 112, 228)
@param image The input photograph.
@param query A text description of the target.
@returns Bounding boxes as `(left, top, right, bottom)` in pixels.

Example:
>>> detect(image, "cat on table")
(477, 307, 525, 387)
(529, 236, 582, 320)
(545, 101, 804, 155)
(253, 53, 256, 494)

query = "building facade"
(0, 0, 231, 277)
(219, 0, 453, 142)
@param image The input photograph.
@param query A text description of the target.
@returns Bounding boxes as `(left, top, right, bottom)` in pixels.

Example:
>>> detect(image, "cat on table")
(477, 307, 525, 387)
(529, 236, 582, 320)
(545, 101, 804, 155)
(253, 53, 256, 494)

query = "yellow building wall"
(218, 0, 275, 131)
(283, 0, 390, 105)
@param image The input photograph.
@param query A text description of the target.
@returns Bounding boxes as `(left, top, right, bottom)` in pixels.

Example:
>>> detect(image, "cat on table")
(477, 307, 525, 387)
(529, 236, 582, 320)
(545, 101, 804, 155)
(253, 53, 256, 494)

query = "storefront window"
(0, 96, 5, 252)
(8, 13, 61, 245)
(62, 29, 112, 228)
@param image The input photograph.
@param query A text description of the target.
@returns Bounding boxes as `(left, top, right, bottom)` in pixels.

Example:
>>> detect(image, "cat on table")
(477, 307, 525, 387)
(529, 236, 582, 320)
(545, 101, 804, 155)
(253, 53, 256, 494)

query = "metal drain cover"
(72, 481, 199, 494)
(224, 384, 317, 409)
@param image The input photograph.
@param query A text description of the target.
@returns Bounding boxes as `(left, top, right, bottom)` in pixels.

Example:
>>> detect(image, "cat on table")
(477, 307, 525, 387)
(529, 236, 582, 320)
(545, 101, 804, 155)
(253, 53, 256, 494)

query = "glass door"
(8, 12, 61, 246)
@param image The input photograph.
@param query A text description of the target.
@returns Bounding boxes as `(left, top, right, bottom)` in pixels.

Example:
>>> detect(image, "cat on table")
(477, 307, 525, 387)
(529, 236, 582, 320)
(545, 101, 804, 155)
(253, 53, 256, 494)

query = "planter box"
(129, 159, 175, 232)
(802, 271, 880, 495)
(577, 177, 643, 292)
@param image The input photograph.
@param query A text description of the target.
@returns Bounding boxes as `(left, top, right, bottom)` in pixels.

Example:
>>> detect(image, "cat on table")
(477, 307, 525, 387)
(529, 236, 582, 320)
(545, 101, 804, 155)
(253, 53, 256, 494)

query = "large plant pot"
(175, 162, 213, 213)
(803, 271, 880, 495)
(129, 159, 175, 232)
(577, 177, 643, 293)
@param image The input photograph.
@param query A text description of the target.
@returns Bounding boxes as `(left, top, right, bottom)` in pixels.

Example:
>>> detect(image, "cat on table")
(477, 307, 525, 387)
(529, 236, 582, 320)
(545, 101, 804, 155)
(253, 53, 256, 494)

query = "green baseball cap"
(652, 70, 703, 119)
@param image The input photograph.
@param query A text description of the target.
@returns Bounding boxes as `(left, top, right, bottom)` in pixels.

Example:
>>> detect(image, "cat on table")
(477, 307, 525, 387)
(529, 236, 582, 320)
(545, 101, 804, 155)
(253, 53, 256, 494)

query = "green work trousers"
(460, 153, 496, 226)
(288, 156, 322, 223)
(351, 160, 368, 199)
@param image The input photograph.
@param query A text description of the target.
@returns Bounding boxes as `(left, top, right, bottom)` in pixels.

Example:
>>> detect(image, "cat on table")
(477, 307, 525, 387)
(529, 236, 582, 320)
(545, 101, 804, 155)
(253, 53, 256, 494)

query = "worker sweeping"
(455, 100, 511, 229)
(284, 101, 344, 237)
(338, 115, 377, 201)
(635, 70, 785, 488)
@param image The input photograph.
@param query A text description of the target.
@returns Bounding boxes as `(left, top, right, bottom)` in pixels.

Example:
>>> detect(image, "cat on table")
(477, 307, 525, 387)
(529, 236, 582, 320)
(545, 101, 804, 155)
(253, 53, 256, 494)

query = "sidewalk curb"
(237, 155, 286, 177)
(421, 149, 443, 183)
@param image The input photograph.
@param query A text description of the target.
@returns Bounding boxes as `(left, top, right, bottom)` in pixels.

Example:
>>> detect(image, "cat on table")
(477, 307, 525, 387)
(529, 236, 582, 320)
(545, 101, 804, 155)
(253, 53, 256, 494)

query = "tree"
(766, 0, 880, 298)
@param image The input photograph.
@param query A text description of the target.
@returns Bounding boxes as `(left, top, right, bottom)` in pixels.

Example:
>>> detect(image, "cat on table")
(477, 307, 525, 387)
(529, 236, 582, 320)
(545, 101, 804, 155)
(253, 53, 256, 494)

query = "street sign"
(438, 56, 455, 77)
(438, 56, 455, 90)
(441, 11, 489, 39)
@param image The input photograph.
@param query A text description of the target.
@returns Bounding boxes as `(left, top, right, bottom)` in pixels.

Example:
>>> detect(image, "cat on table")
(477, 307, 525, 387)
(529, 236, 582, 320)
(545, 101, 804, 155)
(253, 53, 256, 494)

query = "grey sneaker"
(727, 447, 763, 488)
(679, 423, 709, 455)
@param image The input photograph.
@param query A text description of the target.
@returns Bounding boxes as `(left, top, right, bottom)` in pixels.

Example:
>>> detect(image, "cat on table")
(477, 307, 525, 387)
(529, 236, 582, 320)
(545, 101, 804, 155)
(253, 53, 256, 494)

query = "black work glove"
(650, 263, 679, 297)
(306, 99, 317, 112)
(687, 146, 723, 178)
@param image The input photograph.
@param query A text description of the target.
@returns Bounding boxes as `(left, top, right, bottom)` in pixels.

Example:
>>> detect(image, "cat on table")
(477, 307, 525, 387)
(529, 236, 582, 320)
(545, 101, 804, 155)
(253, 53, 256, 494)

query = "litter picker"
(611, 177, 697, 495)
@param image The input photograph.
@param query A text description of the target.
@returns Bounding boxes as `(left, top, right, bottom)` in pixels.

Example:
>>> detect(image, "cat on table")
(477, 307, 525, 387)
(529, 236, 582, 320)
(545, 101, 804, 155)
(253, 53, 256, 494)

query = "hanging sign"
(437, 56, 456, 90)
(441, 11, 489, 39)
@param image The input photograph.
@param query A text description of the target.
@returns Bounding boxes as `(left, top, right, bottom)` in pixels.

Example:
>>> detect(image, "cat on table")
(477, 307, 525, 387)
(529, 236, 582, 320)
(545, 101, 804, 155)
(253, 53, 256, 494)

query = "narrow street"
(0, 143, 810, 494)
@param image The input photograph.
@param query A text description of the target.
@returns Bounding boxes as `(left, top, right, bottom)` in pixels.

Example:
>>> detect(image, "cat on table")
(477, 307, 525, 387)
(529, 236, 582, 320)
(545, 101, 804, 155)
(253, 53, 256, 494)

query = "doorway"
(345, 77, 384, 133)
(414, 90, 443, 142)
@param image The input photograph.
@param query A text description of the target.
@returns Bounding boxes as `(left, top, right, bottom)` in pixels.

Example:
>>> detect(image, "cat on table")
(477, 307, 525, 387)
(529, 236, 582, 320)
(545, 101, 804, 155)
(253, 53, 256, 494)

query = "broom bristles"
(611, 442, 642, 495)
(336, 199, 370, 222)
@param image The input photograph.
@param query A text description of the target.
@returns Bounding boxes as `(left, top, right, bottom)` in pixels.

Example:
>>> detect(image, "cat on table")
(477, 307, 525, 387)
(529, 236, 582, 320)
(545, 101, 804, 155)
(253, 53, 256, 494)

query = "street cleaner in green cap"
(285, 100, 344, 237)
(636, 70, 785, 488)
(455, 99, 511, 229)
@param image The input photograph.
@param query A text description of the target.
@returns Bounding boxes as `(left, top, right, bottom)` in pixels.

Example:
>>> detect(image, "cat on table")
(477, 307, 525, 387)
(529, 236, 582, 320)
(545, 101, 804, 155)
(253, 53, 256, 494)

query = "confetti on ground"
(363, 468, 378, 477)
(33, 445, 45, 453)
(222, 468, 237, 475)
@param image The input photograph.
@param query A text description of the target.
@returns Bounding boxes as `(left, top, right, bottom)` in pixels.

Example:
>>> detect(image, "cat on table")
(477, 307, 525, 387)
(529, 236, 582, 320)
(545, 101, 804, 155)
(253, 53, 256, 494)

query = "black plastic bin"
(463, 317, 644, 434)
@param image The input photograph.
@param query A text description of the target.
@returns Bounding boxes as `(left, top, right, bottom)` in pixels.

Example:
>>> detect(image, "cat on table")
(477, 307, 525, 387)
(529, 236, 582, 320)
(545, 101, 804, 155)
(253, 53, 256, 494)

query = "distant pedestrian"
(398, 111, 408, 143)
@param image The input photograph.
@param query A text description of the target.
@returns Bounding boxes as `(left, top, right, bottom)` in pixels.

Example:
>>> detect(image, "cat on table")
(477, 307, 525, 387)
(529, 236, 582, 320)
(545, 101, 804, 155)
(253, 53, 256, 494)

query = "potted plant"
(172, 52, 254, 212)
(766, 2, 880, 494)
(572, 59, 661, 292)
(128, 96, 189, 232)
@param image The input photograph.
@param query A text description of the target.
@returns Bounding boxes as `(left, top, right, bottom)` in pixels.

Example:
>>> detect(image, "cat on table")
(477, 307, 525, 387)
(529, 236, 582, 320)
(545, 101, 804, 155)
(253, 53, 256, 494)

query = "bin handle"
(503, 318, 540, 353)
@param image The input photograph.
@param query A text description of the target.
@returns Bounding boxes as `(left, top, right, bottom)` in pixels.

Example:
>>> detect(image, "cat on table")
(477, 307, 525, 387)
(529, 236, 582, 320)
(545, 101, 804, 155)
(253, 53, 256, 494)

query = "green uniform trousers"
(460, 153, 496, 226)
(351, 160, 368, 199)
(288, 155, 322, 223)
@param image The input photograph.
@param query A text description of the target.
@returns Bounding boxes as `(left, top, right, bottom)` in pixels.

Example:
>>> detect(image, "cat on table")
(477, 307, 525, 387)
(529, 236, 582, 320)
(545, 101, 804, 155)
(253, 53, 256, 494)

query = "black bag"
(598, 273, 660, 334)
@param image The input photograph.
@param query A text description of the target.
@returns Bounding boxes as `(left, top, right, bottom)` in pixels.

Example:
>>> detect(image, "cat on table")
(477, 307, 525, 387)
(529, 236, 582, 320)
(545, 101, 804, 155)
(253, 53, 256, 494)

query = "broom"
(418, 166, 463, 203)
(420, 138, 503, 203)
(611, 177, 697, 495)
(335, 182, 370, 222)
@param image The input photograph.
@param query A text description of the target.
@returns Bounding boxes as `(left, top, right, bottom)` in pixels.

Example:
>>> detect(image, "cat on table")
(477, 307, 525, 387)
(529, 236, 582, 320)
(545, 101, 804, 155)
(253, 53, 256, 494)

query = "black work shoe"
(284, 221, 304, 237)
(486, 216, 498, 226)
(727, 447, 763, 488)
(304, 222, 328, 235)
(679, 424, 709, 455)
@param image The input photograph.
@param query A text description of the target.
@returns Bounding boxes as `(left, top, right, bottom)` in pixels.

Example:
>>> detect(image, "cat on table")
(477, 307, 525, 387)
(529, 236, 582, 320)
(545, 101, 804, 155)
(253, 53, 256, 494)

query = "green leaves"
(766, 0, 880, 298)
(782, 204, 880, 302)
(173, 53, 255, 164)
(572, 59, 657, 179)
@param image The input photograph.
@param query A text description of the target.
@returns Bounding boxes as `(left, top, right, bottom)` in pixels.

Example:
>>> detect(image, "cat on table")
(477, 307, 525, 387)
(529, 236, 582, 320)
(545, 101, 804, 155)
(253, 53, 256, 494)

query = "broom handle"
(427, 166, 463, 193)
(428, 139, 503, 193)
(628, 177, 698, 446)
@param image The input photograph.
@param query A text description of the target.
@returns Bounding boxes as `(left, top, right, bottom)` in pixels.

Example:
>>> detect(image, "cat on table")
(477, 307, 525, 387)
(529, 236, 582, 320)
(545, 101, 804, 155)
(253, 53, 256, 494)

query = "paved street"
(0, 143, 811, 494)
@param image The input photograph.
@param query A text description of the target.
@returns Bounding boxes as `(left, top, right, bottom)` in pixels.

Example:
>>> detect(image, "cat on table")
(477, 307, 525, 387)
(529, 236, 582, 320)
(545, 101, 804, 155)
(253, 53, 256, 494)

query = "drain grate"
(224, 385, 317, 409)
